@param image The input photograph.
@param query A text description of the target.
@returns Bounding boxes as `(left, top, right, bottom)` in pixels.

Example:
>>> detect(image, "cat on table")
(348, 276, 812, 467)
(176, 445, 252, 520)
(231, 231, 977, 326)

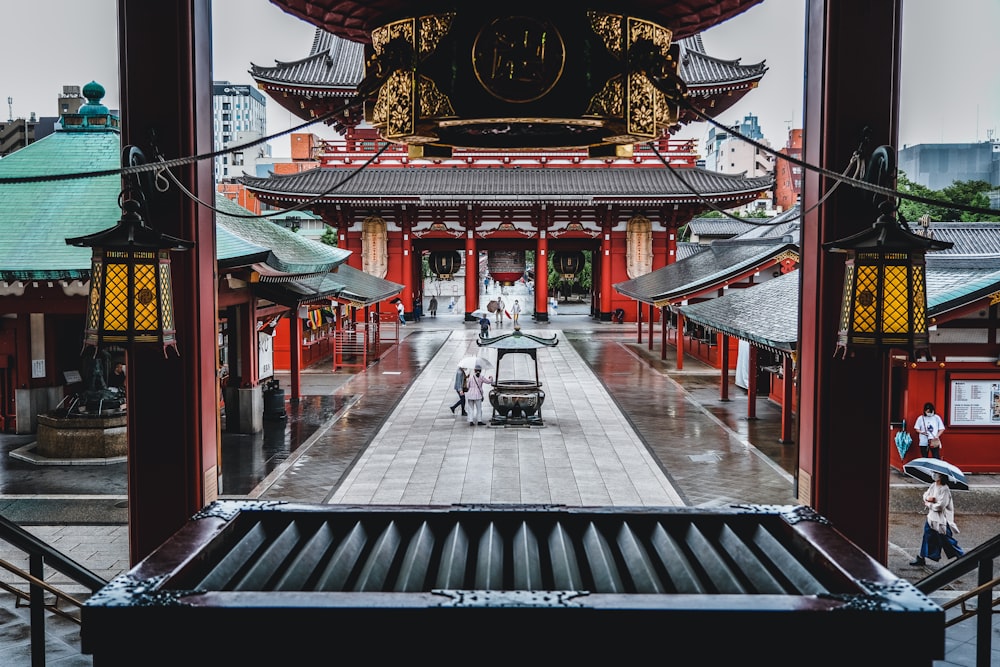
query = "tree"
(897, 172, 999, 223)
(319, 225, 338, 246)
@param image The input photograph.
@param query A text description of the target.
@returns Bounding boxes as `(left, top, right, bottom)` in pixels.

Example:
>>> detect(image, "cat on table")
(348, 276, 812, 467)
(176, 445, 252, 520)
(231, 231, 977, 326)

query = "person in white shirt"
(915, 401, 946, 459)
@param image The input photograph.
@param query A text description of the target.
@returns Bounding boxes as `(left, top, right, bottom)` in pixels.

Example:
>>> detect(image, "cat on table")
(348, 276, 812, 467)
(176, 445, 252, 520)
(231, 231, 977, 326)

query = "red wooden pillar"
(675, 312, 684, 371)
(119, 0, 218, 563)
(746, 345, 758, 420)
(636, 300, 642, 343)
(719, 333, 730, 401)
(647, 303, 655, 351)
(463, 210, 477, 320)
(290, 314, 302, 401)
(535, 224, 549, 322)
(400, 208, 414, 320)
(798, 0, 900, 561)
(660, 305, 668, 361)
(780, 355, 795, 444)
(600, 210, 613, 321)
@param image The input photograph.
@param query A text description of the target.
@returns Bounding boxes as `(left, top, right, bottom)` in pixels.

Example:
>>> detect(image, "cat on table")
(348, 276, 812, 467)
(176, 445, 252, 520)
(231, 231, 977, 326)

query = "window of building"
(222, 102, 230, 110)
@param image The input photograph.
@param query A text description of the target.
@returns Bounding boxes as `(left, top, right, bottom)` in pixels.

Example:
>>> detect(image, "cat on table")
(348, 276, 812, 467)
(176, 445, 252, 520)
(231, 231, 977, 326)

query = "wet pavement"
(0, 285, 998, 665)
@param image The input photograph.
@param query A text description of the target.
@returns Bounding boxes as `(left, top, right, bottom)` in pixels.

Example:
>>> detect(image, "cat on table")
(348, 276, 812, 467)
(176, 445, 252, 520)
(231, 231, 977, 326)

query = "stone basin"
(36, 412, 128, 459)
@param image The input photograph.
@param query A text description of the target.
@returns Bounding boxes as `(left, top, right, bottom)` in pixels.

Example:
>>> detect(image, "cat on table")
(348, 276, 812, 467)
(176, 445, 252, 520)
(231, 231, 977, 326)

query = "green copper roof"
(213, 194, 350, 274)
(0, 130, 121, 281)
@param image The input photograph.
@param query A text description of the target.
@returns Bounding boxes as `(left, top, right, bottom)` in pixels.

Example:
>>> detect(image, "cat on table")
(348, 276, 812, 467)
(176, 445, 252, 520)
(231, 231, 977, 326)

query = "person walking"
(428, 296, 438, 317)
(465, 364, 494, 426)
(396, 300, 406, 326)
(449, 365, 468, 416)
(495, 296, 504, 328)
(479, 314, 492, 338)
(910, 472, 964, 566)
(511, 299, 522, 325)
(915, 401, 946, 459)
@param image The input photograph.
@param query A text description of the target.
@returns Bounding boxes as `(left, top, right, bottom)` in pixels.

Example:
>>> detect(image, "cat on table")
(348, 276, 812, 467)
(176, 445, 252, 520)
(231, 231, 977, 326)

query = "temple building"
(243, 29, 775, 324)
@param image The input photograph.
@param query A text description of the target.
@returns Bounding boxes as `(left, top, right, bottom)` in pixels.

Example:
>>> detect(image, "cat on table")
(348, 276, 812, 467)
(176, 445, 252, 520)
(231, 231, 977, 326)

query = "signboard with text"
(950, 378, 1000, 426)
(258, 332, 274, 380)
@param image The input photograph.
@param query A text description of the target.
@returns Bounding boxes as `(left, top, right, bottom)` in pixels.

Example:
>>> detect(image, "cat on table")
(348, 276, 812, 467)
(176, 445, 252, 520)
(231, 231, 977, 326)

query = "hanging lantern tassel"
(824, 205, 951, 359)
(66, 199, 194, 357)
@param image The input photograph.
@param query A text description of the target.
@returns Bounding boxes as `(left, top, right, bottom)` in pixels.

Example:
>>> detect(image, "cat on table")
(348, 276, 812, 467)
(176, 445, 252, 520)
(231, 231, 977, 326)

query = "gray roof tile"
(250, 29, 766, 93)
(241, 166, 774, 202)
(614, 241, 798, 303)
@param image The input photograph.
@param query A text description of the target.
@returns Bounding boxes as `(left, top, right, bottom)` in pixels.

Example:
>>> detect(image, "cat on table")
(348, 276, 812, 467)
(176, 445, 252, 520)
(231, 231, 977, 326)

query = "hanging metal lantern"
(824, 205, 951, 358)
(487, 250, 525, 286)
(551, 251, 586, 281)
(429, 250, 462, 279)
(67, 199, 193, 356)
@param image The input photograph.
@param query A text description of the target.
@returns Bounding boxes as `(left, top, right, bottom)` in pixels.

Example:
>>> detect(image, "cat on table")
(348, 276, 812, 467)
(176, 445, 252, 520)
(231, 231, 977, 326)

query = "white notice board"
(949, 379, 1000, 426)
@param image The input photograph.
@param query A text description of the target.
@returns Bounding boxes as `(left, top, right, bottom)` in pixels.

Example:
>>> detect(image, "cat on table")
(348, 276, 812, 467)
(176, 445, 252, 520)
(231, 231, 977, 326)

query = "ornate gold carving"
(774, 250, 801, 264)
(587, 11, 623, 59)
(989, 291, 1000, 306)
(472, 16, 565, 103)
(586, 13, 678, 141)
(418, 76, 456, 120)
(371, 18, 414, 55)
(588, 76, 624, 118)
(418, 13, 455, 57)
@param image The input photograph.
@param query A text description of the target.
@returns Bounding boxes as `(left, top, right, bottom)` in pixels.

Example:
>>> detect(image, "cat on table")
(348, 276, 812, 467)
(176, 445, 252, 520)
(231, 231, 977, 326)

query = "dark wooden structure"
(81, 500, 943, 665)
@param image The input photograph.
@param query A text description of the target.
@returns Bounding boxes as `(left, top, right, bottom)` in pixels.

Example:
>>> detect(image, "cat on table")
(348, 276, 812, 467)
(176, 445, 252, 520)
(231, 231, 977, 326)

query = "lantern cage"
(67, 196, 194, 356)
(428, 250, 462, 279)
(551, 251, 587, 281)
(824, 205, 951, 359)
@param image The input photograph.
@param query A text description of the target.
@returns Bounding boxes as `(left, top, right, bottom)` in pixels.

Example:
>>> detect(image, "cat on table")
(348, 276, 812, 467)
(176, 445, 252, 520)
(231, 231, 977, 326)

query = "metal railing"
(916, 532, 1000, 667)
(0, 513, 108, 666)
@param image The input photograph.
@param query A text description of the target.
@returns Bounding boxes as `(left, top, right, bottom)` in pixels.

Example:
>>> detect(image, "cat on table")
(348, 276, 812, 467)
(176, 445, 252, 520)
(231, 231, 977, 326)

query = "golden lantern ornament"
(67, 197, 193, 356)
(824, 203, 951, 359)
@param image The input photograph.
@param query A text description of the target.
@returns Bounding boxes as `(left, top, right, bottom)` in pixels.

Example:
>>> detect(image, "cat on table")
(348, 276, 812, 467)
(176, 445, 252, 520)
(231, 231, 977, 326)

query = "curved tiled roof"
(251, 28, 765, 97)
(675, 224, 1000, 353)
(270, 0, 765, 44)
(250, 30, 364, 92)
(678, 33, 767, 87)
(240, 166, 774, 204)
(679, 270, 798, 353)
(613, 240, 798, 304)
(214, 194, 350, 275)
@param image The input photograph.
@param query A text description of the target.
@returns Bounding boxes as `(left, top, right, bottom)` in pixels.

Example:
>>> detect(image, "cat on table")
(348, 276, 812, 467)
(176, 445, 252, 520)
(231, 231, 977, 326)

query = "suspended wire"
(157, 141, 392, 219)
(0, 75, 995, 220)
(648, 141, 863, 226)
(679, 100, 998, 218)
(0, 98, 362, 185)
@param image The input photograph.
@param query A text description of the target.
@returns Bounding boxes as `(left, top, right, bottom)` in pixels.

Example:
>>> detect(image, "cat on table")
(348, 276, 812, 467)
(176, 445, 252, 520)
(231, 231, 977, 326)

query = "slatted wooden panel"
(180, 510, 831, 596)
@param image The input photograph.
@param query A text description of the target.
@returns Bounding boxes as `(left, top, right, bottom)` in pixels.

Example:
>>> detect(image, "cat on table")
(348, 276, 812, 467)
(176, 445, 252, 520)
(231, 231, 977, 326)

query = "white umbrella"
(470, 309, 491, 319)
(903, 457, 969, 490)
(458, 355, 493, 372)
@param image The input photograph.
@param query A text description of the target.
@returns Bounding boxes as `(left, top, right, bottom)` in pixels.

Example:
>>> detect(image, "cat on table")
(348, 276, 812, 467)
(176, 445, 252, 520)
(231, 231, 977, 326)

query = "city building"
(898, 139, 1000, 190)
(774, 127, 803, 211)
(702, 113, 776, 214)
(212, 81, 269, 181)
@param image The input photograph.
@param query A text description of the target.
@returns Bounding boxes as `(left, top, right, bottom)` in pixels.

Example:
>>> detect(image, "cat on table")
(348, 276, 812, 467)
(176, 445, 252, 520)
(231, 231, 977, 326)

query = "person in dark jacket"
(449, 365, 468, 416)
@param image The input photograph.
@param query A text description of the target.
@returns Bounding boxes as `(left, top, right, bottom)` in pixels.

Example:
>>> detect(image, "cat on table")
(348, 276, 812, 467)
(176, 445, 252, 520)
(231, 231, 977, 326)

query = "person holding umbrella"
(910, 471, 964, 566)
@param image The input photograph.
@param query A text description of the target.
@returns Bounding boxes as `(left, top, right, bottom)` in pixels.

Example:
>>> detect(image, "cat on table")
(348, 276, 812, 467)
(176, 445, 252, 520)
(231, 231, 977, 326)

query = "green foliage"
(319, 225, 338, 247)
(897, 172, 999, 223)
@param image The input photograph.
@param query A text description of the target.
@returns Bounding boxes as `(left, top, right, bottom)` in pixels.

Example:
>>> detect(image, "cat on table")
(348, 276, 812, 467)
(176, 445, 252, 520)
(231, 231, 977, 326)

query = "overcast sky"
(2, 0, 997, 158)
